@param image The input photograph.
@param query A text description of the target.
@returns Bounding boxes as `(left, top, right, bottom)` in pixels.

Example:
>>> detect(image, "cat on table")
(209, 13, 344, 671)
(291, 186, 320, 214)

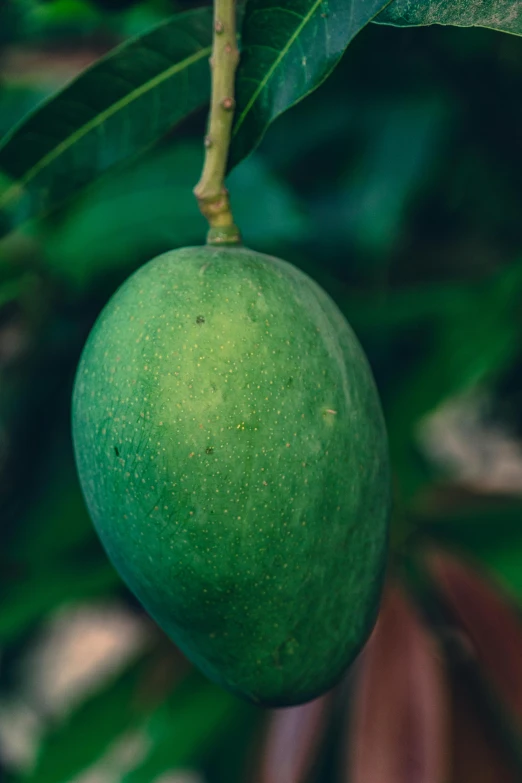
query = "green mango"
(72, 245, 390, 706)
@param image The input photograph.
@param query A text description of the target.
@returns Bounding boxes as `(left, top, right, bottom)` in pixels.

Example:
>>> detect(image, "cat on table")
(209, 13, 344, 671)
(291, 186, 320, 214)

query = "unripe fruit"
(72, 245, 390, 706)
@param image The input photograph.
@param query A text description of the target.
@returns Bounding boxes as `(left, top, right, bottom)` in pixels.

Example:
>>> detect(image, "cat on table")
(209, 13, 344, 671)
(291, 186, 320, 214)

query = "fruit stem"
(193, 0, 241, 246)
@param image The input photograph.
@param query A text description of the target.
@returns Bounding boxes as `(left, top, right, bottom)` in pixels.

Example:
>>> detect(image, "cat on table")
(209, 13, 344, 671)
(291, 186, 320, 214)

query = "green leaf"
(25, 659, 149, 783)
(421, 502, 522, 600)
(376, 0, 522, 37)
(0, 432, 119, 642)
(21, 0, 104, 40)
(389, 263, 522, 429)
(0, 563, 118, 643)
(228, 154, 306, 246)
(341, 263, 522, 501)
(229, 0, 391, 167)
(42, 142, 305, 287)
(337, 97, 448, 257)
(121, 681, 244, 783)
(27, 664, 242, 783)
(5, 434, 88, 562)
(0, 88, 54, 140)
(42, 144, 208, 287)
(0, 275, 29, 308)
(0, 7, 213, 238)
(386, 275, 520, 499)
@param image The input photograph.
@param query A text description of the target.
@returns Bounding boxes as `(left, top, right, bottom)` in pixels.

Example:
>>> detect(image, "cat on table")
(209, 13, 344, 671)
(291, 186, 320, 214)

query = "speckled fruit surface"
(72, 245, 390, 706)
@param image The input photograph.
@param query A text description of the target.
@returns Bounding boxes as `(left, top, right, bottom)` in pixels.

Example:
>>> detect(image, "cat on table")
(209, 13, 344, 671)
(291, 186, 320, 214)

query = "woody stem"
(193, 0, 241, 245)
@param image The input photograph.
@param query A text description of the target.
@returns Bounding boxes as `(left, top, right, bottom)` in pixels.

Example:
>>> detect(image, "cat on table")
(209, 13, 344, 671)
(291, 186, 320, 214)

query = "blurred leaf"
(25, 657, 148, 783)
(228, 154, 306, 247)
(0, 562, 118, 643)
(376, 0, 522, 36)
(480, 544, 522, 603)
(417, 498, 522, 598)
(122, 5, 174, 39)
(427, 549, 522, 729)
(0, 88, 55, 140)
(0, 7, 213, 238)
(42, 144, 207, 286)
(42, 143, 305, 286)
(121, 679, 243, 782)
(1, 0, 105, 42)
(230, 0, 391, 167)
(7, 440, 95, 565)
(0, 0, 24, 44)
(259, 695, 332, 783)
(205, 702, 261, 783)
(27, 0, 103, 38)
(313, 97, 449, 258)
(343, 283, 458, 333)
(450, 663, 518, 783)
(0, 275, 29, 308)
(393, 264, 522, 417)
(360, 263, 522, 500)
(341, 99, 448, 257)
(0, 430, 118, 644)
(347, 584, 449, 783)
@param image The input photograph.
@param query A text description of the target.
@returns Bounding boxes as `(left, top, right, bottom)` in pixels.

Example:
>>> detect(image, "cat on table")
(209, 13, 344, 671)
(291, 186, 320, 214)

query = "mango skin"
(72, 245, 390, 706)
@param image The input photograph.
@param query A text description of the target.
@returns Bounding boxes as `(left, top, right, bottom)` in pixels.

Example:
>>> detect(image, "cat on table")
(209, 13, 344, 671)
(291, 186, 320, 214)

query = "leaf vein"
(0, 45, 211, 210)
(233, 0, 326, 136)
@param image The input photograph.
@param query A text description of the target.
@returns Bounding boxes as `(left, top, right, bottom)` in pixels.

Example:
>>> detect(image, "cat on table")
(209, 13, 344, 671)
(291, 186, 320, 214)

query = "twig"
(194, 0, 241, 245)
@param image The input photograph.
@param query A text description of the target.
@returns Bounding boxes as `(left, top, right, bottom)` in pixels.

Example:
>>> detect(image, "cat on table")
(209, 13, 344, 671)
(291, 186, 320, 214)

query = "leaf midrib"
(233, 0, 325, 136)
(0, 45, 212, 210)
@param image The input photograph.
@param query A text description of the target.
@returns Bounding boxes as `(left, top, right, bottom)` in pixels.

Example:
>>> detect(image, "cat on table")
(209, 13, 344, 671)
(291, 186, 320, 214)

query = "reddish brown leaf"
(347, 584, 449, 783)
(427, 549, 522, 727)
(259, 694, 332, 783)
(450, 664, 517, 783)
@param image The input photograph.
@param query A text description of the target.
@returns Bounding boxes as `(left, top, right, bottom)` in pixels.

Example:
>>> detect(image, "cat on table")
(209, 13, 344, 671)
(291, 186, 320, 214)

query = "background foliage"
(0, 0, 522, 780)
